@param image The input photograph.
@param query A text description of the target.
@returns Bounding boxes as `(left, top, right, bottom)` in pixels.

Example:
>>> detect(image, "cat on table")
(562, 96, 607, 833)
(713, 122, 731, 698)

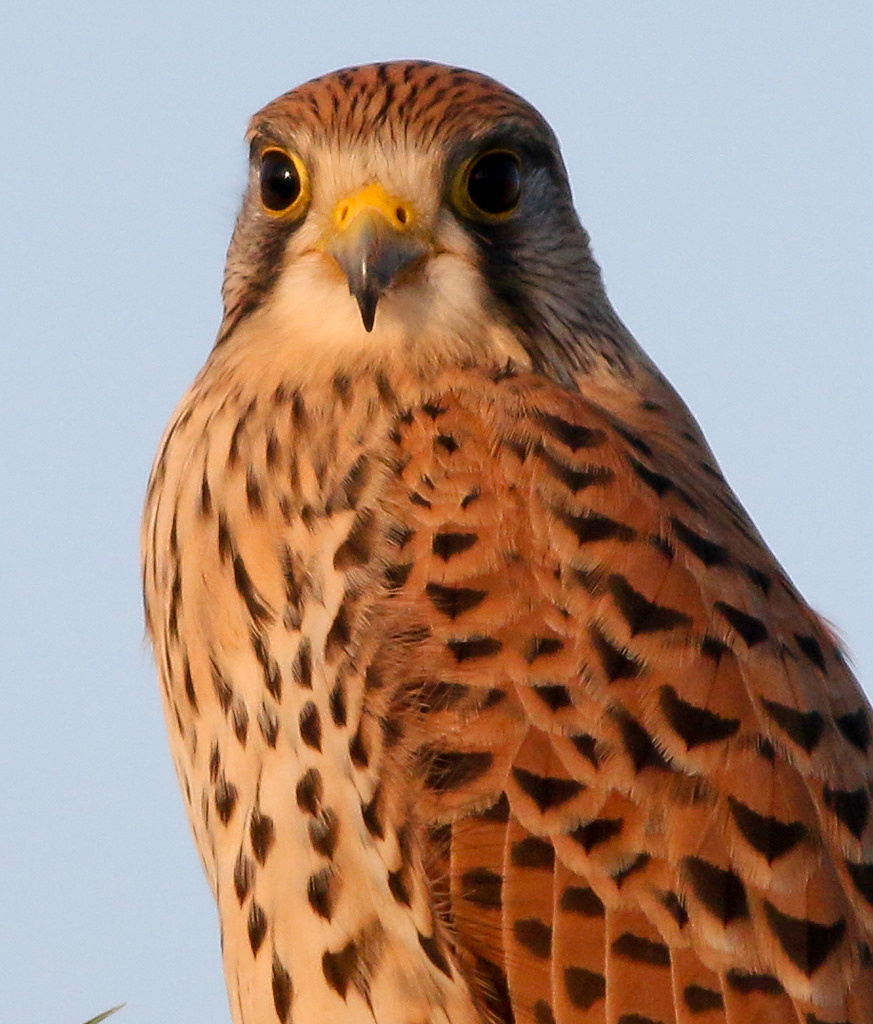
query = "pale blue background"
(1, 4, 870, 1023)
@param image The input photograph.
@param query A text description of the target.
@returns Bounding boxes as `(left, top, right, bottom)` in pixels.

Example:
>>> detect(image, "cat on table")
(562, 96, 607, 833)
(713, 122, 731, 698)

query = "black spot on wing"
(461, 867, 503, 908)
(683, 856, 748, 924)
(590, 625, 644, 682)
(714, 601, 768, 647)
(683, 985, 724, 1013)
(795, 632, 826, 671)
(432, 531, 478, 560)
(512, 767, 585, 812)
(608, 574, 692, 635)
(762, 901, 846, 975)
(514, 918, 552, 958)
(611, 932, 670, 967)
(659, 685, 740, 748)
(570, 818, 623, 852)
(727, 796, 808, 861)
(837, 708, 870, 752)
(419, 748, 493, 791)
(564, 967, 605, 1010)
(557, 510, 636, 545)
(537, 412, 605, 451)
(761, 698, 824, 753)
(671, 518, 729, 567)
(511, 836, 554, 869)
(426, 582, 487, 619)
(823, 786, 869, 840)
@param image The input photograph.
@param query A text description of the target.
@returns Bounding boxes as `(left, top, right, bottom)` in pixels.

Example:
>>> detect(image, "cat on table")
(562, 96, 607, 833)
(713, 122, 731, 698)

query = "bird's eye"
(459, 149, 522, 219)
(258, 148, 308, 216)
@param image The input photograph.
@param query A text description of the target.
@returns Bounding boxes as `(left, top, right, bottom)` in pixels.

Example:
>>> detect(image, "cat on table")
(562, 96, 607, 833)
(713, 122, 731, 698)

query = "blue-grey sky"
(1, 4, 870, 1023)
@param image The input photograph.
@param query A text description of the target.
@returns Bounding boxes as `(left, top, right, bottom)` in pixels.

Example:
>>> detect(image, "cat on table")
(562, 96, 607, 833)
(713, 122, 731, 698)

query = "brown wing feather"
(376, 367, 873, 1024)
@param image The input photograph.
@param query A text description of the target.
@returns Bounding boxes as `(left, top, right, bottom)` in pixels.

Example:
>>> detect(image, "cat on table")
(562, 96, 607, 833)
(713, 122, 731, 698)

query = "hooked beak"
(328, 183, 429, 332)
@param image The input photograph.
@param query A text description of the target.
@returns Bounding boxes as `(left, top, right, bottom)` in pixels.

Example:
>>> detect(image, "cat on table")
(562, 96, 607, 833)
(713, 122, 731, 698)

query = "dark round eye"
(466, 150, 522, 216)
(259, 149, 303, 213)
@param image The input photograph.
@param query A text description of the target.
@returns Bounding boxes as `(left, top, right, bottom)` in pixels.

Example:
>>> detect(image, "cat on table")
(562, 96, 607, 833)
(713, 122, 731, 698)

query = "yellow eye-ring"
(454, 149, 522, 221)
(258, 148, 310, 217)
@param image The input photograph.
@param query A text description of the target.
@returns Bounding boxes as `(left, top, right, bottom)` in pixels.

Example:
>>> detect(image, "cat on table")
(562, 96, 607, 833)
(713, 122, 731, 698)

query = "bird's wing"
(363, 366, 873, 1024)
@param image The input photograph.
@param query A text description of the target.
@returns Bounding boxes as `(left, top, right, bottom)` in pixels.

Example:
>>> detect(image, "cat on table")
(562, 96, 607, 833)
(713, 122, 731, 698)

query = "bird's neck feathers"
(209, 259, 660, 413)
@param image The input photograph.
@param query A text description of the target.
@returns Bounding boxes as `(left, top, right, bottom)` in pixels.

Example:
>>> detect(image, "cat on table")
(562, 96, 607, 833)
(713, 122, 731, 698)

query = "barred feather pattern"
(144, 362, 873, 1024)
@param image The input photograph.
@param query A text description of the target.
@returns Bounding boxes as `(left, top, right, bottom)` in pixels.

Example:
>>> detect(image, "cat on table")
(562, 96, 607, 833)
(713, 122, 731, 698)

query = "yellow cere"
(334, 182, 415, 233)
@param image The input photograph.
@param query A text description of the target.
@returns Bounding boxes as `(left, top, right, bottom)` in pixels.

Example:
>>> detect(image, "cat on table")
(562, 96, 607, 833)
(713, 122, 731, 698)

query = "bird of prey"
(142, 61, 873, 1024)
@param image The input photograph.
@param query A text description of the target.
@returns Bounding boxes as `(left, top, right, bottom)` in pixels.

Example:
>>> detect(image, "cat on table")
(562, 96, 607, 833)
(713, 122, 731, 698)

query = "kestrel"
(142, 61, 873, 1024)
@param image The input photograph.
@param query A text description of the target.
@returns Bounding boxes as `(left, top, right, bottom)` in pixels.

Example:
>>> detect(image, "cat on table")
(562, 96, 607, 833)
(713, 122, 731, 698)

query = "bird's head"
(218, 61, 630, 384)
